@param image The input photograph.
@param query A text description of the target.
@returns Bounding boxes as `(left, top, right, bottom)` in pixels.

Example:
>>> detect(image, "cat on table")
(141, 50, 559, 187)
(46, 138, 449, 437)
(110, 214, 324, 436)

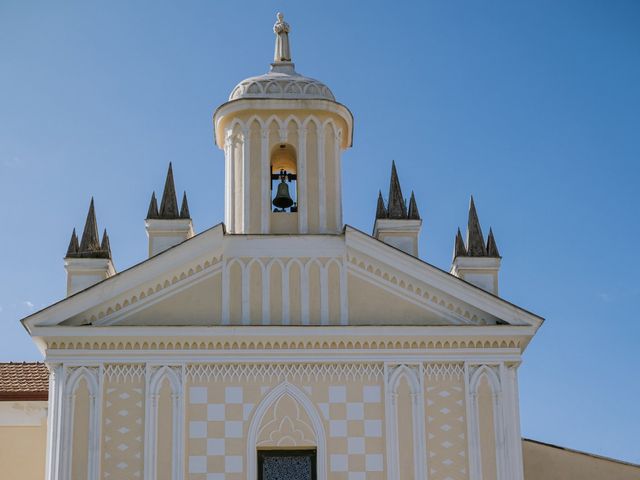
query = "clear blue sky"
(1, 0, 638, 464)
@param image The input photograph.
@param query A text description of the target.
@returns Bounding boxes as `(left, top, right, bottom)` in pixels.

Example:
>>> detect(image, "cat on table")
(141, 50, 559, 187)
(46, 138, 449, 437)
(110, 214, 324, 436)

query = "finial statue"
(273, 12, 291, 62)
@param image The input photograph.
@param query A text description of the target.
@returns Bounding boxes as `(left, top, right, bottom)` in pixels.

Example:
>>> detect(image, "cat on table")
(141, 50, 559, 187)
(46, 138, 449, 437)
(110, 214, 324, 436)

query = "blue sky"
(1, 0, 639, 464)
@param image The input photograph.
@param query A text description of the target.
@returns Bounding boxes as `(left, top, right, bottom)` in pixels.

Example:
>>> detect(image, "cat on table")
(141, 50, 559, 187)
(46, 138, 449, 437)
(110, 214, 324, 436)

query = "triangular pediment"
(22, 224, 542, 333)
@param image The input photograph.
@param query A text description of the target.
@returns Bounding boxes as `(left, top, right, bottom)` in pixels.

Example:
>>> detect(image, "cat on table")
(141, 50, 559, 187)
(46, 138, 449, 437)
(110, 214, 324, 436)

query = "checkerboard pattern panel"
(187, 384, 260, 480)
(319, 384, 385, 480)
(186, 376, 386, 480)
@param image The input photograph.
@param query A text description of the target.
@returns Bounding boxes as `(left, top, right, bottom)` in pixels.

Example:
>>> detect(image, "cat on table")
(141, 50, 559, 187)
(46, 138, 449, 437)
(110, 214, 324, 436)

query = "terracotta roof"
(0, 362, 49, 401)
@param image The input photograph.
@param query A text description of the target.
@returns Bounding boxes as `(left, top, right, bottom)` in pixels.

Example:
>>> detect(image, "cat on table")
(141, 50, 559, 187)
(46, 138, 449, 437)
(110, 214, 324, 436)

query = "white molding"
(246, 381, 327, 480)
(144, 365, 184, 480)
(260, 128, 270, 234)
(320, 261, 329, 325)
(45, 364, 64, 480)
(60, 366, 101, 480)
(385, 364, 427, 480)
(318, 122, 326, 233)
(242, 126, 251, 232)
(298, 127, 308, 233)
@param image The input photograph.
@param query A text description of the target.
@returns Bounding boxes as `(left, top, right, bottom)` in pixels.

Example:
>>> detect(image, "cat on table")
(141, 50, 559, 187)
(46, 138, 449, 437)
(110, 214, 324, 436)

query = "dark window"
(258, 449, 317, 480)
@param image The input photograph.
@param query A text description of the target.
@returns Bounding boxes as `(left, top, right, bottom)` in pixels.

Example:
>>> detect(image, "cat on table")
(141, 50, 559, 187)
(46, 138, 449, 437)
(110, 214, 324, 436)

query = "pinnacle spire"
(146, 192, 159, 219)
(67, 198, 111, 259)
(100, 229, 112, 259)
(407, 191, 420, 220)
(486, 227, 500, 257)
(387, 161, 407, 219)
(454, 227, 467, 259)
(159, 163, 179, 219)
(466, 196, 487, 256)
(79, 197, 101, 253)
(66, 228, 79, 257)
(180, 191, 191, 219)
(375, 190, 387, 219)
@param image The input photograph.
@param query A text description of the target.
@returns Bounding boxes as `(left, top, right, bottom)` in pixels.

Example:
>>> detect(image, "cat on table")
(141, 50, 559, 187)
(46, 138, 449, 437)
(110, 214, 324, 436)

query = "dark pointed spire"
(66, 228, 79, 257)
(454, 227, 467, 259)
(79, 198, 101, 253)
(486, 227, 500, 258)
(407, 191, 420, 220)
(466, 196, 487, 256)
(100, 229, 112, 259)
(375, 190, 387, 219)
(180, 191, 191, 219)
(146, 192, 159, 219)
(387, 161, 407, 219)
(159, 162, 179, 219)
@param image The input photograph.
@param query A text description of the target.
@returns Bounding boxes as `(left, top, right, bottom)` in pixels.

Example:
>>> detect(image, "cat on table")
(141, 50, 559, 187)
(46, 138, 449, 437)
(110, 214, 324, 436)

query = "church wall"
(71, 378, 90, 480)
(249, 120, 262, 234)
(0, 401, 48, 480)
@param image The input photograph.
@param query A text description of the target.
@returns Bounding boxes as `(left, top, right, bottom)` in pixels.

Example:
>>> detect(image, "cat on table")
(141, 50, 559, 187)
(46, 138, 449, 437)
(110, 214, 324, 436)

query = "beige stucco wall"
(523, 439, 640, 480)
(0, 402, 47, 480)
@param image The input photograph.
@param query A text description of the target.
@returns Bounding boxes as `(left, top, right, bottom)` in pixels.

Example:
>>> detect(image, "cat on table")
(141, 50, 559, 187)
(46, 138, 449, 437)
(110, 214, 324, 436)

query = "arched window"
(271, 143, 298, 212)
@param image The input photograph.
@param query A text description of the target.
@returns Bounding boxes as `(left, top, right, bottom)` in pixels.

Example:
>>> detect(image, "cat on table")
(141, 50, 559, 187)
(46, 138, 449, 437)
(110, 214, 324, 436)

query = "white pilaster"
(282, 262, 290, 325)
(339, 257, 349, 325)
(334, 128, 343, 231)
(320, 263, 329, 325)
(224, 130, 233, 232)
(318, 123, 326, 232)
(298, 126, 308, 233)
(241, 261, 250, 325)
(45, 364, 64, 480)
(242, 127, 251, 232)
(260, 128, 270, 233)
(301, 261, 310, 325)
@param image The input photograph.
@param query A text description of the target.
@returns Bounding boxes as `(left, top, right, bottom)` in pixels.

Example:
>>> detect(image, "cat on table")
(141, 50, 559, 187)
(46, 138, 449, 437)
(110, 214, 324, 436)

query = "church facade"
(23, 14, 545, 480)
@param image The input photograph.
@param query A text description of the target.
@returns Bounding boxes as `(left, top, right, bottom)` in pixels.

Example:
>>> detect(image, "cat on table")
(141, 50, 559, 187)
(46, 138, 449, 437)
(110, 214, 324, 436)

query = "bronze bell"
(273, 178, 294, 209)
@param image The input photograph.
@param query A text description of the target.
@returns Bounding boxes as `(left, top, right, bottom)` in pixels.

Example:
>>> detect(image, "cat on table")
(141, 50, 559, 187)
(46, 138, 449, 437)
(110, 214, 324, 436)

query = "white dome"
(229, 64, 335, 102)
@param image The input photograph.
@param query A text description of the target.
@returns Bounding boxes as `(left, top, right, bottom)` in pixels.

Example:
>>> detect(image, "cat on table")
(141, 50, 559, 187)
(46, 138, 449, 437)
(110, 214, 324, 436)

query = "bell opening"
(270, 144, 298, 213)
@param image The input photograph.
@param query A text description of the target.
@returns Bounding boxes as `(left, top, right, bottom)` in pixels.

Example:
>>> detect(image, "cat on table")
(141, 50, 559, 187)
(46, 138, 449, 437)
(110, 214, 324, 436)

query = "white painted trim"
(60, 366, 100, 480)
(241, 260, 250, 325)
(45, 364, 64, 480)
(334, 128, 342, 231)
(144, 365, 184, 480)
(318, 123, 326, 233)
(260, 128, 270, 234)
(320, 262, 329, 325)
(298, 126, 308, 233)
(246, 381, 327, 480)
(385, 364, 426, 480)
(221, 259, 230, 325)
(242, 127, 251, 232)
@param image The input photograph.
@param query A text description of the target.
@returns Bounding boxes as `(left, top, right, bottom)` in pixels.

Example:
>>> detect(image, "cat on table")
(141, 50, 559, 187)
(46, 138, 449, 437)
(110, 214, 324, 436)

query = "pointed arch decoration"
(384, 364, 427, 480)
(467, 364, 506, 480)
(144, 365, 184, 480)
(58, 366, 102, 480)
(247, 382, 327, 480)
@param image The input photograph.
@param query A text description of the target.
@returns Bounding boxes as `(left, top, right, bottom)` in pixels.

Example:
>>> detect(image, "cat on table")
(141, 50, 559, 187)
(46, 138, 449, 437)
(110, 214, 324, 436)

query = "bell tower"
(213, 13, 353, 235)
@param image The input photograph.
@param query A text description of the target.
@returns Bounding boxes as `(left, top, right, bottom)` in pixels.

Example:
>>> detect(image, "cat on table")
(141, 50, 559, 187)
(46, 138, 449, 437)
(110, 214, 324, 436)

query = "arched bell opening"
(271, 143, 298, 213)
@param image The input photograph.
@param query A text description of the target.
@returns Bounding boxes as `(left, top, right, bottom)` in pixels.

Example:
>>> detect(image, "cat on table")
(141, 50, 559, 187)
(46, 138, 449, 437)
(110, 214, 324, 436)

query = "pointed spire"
(454, 227, 467, 259)
(407, 191, 420, 220)
(146, 192, 159, 219)
(466, 196, 487, 256)
(180, 191, 191, 219)
(159, 162, 179, 219)
(375, 190, 387, 219)
(66, 228, 79, 257)
(100, 229, 112, 259)
(486, 228, 500, 258)
(387, 161, 407, 219)
(79, 198, 101, 253)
